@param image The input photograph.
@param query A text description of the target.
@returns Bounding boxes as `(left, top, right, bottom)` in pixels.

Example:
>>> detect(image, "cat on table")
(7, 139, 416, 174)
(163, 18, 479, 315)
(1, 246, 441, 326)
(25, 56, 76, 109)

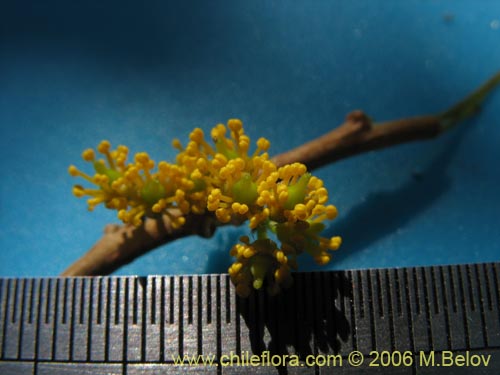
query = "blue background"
(1, 1, 499, 277)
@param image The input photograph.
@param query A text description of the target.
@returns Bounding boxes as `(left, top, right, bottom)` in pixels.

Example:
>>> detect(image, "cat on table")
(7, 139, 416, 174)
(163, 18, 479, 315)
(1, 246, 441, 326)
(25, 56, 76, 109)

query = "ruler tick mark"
(114, 278, 121, 325)
(78, 279, 84, 325)
(217, 275, 223, 361)
(197, 276, 202, 355)
(178, 276, 184, 357)
(11, 279, 19, 324)
(393, 269, 402, 317)
(420, 268, 433, 350)
(430, 267, 439, 314)
(28, 278, 35, 325)
(16, 279, 26, 360)
(206, 276, 212, 324)
(440, 266, 452, 350)
(87, 278, 94, 362)
(188, 276, 193, 325)
(62, 278, 68, 325)
(69, 279, 76, 361)
(376, 269, 383, 318)
(403, 268, 415, 354)
(133, 277, 138, 325)
(105, 278, 111, 362)
(356, 270, 364, 319)
(385, 269, 396, 352)
(225, 275, 231, 324)
(169, 276, 175, 324)
(412, 268, 421, 315)
(44, 279, 52, 325)
(482, 263, 493, 311)
(448, 265, 458, 313)
(159, 277, 165, 361)
(151, 277, 157, 325)
(97, 278, 103, 325)
(466, 264, 475, 311)
(367, 270, 376, 351)
(456, 265, 470, 348)
(52, 278, 60, 360)
(475, 264, 488, 347)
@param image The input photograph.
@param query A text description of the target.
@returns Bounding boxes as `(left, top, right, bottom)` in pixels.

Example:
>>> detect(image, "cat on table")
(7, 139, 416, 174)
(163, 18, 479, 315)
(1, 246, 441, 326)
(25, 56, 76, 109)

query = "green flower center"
(140, 179, 166, 205)
(215, 139, 239, 159)
(232, 173, 258, 205)
(284, 173, 311, 210)
(93, 161, 121, 182)
(190, 178, 206, 192)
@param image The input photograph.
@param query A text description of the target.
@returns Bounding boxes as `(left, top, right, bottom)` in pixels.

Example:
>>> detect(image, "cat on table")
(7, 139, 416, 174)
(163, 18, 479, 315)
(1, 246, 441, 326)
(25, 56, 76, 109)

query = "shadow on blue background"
(299, 127, 463, 272)
(1, 1, 499, 277)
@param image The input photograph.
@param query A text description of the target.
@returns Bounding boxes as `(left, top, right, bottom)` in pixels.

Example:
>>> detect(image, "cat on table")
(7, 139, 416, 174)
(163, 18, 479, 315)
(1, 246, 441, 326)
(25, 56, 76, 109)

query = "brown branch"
(271, 111, 441, 170)
(62, 211, 217, 276)
(62, 71, 500, 276)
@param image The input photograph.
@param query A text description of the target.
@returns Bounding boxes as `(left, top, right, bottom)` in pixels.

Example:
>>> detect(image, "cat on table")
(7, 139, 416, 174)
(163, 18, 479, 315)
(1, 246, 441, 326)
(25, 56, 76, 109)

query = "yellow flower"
(174, 119, 276, 225)
(70, 119, 342, 296)
(69, 141, 188, 227)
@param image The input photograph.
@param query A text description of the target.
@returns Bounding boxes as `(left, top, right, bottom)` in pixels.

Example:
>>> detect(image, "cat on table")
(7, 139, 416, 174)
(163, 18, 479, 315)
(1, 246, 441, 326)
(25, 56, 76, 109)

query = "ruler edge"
(1, 260, 498, 281)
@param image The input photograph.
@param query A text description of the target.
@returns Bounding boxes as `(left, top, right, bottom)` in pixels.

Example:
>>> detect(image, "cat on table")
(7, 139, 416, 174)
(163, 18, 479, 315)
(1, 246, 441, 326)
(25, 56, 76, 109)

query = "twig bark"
(62, 72, 500, 276)
(61, 211, 217, 276)
(271, 111, 441, 170)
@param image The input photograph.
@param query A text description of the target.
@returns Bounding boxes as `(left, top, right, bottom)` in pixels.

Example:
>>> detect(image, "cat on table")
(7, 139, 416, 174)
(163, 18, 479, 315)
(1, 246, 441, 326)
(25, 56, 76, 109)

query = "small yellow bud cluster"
(228, 236, 294, 297)
(70, 119, 341, 296)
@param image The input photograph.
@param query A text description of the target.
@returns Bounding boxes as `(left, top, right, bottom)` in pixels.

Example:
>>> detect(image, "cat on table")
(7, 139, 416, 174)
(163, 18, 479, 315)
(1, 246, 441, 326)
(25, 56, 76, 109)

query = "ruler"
(0, 263, 499, 374)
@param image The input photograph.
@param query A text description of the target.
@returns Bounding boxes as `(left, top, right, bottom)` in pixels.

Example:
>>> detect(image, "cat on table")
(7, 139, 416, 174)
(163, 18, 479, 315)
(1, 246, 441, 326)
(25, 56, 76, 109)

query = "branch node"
(346, 110, 372, 131)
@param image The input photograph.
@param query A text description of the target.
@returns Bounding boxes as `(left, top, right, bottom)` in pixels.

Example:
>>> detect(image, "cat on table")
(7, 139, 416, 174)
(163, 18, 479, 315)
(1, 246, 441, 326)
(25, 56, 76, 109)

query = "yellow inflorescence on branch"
(69, 119, 341, 296)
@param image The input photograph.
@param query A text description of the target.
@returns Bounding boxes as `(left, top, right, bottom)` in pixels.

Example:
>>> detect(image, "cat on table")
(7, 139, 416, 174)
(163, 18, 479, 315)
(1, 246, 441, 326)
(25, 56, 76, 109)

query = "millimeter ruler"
(0, 262, 499, 374)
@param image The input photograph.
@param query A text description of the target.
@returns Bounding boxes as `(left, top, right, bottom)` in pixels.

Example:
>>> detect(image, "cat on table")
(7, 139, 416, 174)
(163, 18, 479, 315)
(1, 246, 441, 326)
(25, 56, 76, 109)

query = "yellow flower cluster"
(70, 119, 341, 296)
(226, 163, 341, 297)
(69, 141, 191, 227)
